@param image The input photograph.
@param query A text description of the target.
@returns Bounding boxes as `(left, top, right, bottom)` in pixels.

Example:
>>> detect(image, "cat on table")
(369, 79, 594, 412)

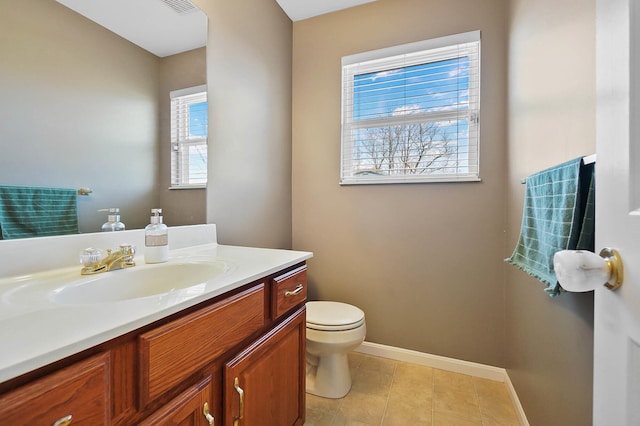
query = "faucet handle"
(119, 244, 135, 256)
(79, 248, 107, 267)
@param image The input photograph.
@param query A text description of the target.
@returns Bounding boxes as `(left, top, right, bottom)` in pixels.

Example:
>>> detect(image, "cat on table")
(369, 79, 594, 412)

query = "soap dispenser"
(100, 208, 125, 232)
(145, 208, 169, 263)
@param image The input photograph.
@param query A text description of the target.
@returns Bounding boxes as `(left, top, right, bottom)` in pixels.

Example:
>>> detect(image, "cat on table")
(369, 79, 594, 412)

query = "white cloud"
(392, 105, 422, 116)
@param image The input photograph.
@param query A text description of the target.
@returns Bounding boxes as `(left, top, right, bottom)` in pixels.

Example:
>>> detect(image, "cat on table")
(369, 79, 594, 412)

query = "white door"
(595, 0, 640, 424)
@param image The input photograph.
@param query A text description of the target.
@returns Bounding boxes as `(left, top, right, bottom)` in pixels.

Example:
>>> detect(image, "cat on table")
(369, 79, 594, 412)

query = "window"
(341, 31, 480, 185)
(170, 85, 208, 188)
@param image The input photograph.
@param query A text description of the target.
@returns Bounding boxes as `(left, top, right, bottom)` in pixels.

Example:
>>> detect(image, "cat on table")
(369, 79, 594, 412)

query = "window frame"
(340, 31, 481, 185)
(169, 84, 208, 189)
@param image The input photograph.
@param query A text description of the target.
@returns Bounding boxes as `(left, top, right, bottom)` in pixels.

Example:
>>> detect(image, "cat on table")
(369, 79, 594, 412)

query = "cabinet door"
(224, 307, 305, 426)
(139, 377, 215, 426)
(0, 352, 110, 425)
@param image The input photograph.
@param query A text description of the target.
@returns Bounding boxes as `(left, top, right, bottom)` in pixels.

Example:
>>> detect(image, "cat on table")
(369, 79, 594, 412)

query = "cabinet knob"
(52, 415, 72, 426)
(203, 402, 215, 425)
(233, 377, 244, 426)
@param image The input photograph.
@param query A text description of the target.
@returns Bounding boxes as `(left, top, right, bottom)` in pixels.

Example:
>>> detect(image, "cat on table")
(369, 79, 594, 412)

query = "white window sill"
(339, 176, 482, 185)
(169, 185, 207, 190)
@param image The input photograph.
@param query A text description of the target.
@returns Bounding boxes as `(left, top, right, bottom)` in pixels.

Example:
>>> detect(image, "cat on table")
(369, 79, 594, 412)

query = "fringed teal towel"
(0, 186, 79, 239)
(505, 158, 595, 296)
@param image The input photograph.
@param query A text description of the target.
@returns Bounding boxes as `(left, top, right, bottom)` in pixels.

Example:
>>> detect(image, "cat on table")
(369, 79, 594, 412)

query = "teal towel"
(0, 186, 79, 239)
(506, 158, 595, 296)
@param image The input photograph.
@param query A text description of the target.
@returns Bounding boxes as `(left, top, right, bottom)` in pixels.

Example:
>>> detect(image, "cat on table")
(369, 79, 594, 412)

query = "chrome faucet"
(80, 244, 136, 275)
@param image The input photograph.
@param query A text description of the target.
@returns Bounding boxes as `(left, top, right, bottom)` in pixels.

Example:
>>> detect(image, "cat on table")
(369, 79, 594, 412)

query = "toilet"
(305, 301, 366, 399)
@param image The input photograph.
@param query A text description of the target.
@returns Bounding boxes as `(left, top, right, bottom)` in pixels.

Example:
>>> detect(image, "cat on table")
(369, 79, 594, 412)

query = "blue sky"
(353, 57, 470, 121)
(189, 101, 208, 138)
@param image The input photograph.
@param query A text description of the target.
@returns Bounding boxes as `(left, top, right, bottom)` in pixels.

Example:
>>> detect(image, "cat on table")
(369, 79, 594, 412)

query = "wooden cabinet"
(0, 352, 110, 425)
(0, 262, 307, 426)
(272, 265, 307, 320)
(138, 377, 214, 426)
(224, 308, 306, 426)
(138, 284, 266, 408)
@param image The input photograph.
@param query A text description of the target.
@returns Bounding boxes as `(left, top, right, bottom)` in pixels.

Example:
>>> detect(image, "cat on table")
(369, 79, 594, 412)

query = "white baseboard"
(354, 341, 529, 426)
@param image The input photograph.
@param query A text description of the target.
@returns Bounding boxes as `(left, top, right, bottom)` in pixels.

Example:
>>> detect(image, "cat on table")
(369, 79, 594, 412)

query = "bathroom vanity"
(0, 225, 311, 425)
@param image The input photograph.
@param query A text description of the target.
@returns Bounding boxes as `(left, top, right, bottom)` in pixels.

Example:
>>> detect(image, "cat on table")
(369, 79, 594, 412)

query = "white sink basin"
(3, 260, 232, 305)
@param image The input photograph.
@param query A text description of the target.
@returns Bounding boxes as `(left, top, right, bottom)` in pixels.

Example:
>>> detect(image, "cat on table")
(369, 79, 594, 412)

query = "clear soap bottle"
(145, 208, 169, 263)
(101, 208, 125, 232)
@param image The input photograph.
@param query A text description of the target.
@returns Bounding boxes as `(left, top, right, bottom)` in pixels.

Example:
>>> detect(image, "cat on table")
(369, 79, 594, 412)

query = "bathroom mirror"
(0, 0, 207, 238)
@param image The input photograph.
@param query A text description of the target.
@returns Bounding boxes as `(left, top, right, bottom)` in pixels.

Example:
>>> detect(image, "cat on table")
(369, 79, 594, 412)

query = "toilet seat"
(306, 301, 365, 331)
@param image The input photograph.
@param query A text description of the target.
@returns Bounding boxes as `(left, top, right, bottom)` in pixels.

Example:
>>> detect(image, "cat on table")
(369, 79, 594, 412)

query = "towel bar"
(520, 154, 596, 183)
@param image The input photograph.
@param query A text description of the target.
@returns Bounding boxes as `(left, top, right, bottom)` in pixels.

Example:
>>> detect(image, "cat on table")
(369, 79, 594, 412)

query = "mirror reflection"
(0, 0, 207, 239)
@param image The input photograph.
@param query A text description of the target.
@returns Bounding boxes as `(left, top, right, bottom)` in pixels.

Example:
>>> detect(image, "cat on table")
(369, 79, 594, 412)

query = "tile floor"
(305, 352, 522, 426)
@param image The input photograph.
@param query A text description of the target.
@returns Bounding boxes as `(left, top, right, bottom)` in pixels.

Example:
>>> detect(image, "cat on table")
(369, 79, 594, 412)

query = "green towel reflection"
(0, 185, 79, 239)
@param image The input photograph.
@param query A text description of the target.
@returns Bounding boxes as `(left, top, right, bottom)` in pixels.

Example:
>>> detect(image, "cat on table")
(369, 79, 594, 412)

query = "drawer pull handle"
(203, 402, 215, 425)
(53, 415, 72, 426)
(233, 377, 244, 426)
(284, 284, 304, 297)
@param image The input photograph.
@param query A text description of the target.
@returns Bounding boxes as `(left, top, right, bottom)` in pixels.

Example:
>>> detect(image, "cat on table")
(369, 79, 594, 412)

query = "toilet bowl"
(305, 301, 366, 399)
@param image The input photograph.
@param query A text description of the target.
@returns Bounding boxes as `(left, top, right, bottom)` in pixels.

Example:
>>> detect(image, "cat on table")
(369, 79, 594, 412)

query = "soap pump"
(145, 208, 169, 263)
(100, 208, 125, 232)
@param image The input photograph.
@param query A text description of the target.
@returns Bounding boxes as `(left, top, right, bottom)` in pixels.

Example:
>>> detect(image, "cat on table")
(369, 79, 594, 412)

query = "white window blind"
(170, 85, 208, 188)
(341, 31, 481, 185)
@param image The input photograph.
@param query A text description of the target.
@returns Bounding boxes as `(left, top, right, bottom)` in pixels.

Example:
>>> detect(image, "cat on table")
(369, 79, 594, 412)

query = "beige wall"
(0, 0, 160, 232)
(505, 0, 596, 424)
(292, 0, 508, 366)
(158, 48, 207, 227)
(198, 0, 293, 248)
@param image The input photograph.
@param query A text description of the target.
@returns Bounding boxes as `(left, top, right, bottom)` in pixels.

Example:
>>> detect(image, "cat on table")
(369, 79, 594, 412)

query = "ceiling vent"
(158, 0, 198, 15)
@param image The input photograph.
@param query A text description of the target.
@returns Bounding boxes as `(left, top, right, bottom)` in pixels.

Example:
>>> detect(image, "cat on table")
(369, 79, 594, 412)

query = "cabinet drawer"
(0, 352, 110, 425)
(139, 284, 265, 407)
(272, 266, 307, 320)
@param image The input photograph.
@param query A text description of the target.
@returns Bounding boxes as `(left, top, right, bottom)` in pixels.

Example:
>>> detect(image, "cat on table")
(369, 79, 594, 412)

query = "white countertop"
(0, 226, 312, 383)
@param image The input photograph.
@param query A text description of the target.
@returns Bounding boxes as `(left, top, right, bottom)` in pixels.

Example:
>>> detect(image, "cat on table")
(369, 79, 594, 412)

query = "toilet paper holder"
(553, 248, 624, 292)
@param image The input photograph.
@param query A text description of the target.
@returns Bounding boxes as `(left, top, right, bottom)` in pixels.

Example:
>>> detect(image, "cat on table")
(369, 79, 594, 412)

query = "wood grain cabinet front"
(0, 352, 110, 426)
(224, 307, 306, 426)
(139, 376, 215, 426)
(138, 284, 266, 408)
(272, 265, 307, 320)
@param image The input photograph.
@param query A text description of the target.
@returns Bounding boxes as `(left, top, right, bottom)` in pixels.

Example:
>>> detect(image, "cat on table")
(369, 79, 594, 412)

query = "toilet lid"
(306, 301, 365, 331)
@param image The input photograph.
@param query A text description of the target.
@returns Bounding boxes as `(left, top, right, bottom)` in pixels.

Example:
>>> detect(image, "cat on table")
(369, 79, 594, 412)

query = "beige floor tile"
(336, 390, 387, 425)
(306, 392, 344, 413)
(357, 354, 398, 375)
(473, 377, 520, 425)
(348, 351, 367, 370)
(351, 366, 394, 396)
(434, 369, 476, 393)
(304, 408, 335, 426)
(394, 362, 434, 383)
(330, 416, 376, 426)
(433, 411, 483, 426)
(383, 389, 432, 425)
(433, 388, 481, 421)
(388, 380, 432, 407)
(478, 398, 520, 425)
(306, 353, 522, 426)
(392, 362, 434, 395)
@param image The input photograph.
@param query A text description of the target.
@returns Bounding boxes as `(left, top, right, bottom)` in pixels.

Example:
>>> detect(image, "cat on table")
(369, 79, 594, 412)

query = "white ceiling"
(276, 0, 376, 21)
(56, 0, 374, 58)
(56, 0, 207, 58)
